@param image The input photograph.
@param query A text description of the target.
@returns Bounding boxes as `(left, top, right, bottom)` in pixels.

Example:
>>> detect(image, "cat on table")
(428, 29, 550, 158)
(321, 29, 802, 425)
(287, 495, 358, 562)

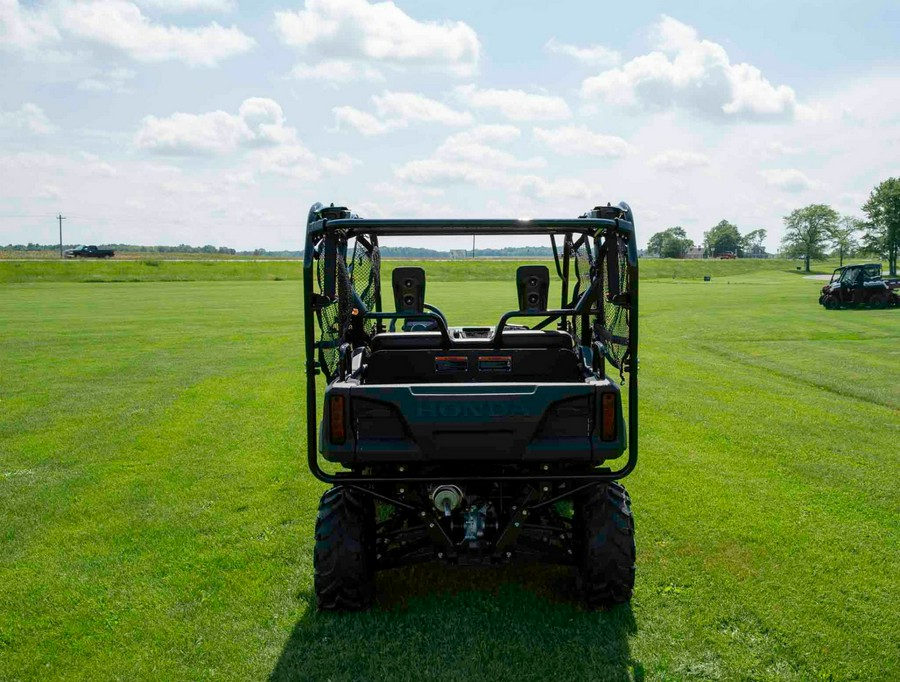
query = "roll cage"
(830, 263, 883, 284)
(303, 202, 639, 485)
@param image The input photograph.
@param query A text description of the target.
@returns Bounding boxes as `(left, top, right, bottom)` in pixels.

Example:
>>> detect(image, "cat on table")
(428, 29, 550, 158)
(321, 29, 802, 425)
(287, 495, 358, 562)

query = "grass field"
(0, 250, 281, 261)
(1, 263, 898, 681)
(0, 256, 874, 285)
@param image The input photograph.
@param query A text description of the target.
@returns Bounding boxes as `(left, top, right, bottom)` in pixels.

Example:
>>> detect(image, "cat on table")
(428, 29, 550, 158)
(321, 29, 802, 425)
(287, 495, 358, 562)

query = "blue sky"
(1, 0, 899, 251)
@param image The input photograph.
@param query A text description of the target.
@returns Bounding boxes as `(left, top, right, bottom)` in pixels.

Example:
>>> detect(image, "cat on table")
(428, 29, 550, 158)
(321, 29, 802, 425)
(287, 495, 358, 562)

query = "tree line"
(646, 222, 767, 259)
(644, 177, 900, 275)
(782, 178, 899, 274)
(1, 243, 557, 259)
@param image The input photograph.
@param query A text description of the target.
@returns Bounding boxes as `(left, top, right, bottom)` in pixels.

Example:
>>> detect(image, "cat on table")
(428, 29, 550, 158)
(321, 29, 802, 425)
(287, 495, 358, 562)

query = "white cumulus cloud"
(0, 0, 60, 52)
(274, 0, 480, 77)
(290, 60, 384, 83)
(373, 92, 473, 127)
(332, 91, 473, 135)
(455, 85, 571, 121)
(136, 109, 255, 155)
(581, 15, 805, 122)
(133, 97, 358, 182)
(393, 128, 593, 201)
(78, 67, 137, 93)
(760, 168, 815, 192)
(134, 98, 303, 155)
(533, 125, 635, 158)
(443, 124, 521, 145)
(0, 102, 56, 134)
(332, 106, 399, 136)
(544, 38, 620, 67)
(760, 140, 803, 158)
(136, 0, 236, 13)
(648, 149, 710, 171)
(63, 0, 254, 66)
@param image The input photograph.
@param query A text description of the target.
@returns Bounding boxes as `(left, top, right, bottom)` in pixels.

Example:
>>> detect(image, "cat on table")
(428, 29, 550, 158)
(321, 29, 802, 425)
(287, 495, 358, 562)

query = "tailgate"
(321, 382, 625, 464)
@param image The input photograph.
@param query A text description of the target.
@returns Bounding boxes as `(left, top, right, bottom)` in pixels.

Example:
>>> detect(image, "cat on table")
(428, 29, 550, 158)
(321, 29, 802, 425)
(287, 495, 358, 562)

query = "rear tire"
(575, 482, 635, 609)
(870, 294, 888, 309)
(314, 486, 375, 611)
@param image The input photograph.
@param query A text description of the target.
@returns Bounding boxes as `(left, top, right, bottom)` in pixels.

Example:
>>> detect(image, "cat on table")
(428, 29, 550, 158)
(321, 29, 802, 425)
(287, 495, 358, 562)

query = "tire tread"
(575, 481, 636, 609)
(314, 486, 375, 611)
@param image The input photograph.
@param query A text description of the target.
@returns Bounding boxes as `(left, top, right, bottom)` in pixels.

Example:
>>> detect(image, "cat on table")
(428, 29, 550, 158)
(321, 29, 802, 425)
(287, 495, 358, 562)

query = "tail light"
(600, 393, 617, 441)
(329, 395, 346, 444)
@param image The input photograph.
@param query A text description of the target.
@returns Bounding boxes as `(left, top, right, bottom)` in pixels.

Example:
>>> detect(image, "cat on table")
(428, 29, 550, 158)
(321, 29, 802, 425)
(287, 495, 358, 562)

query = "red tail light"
(329, 395, 346, 444)
(601, 393, 617, 441)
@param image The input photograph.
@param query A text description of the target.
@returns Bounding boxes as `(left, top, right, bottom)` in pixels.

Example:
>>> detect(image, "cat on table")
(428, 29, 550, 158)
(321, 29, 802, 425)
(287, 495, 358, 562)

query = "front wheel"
(314, 486, 375, 611)
(575, 482, 636, 609)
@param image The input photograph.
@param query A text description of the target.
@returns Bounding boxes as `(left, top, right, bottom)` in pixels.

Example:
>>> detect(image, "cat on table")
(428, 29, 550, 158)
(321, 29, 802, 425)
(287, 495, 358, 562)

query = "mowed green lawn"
(1, 266, 897, 681)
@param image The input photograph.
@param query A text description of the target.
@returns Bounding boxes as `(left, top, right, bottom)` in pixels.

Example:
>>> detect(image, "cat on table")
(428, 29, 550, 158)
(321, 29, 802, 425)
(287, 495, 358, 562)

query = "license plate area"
(478, 355, 512, 372)
(435, 356, 469, 373)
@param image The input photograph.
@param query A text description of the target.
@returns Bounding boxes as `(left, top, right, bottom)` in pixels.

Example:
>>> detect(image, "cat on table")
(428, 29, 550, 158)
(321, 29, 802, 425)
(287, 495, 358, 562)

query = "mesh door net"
(568, 231, 633, 379)
(315, 236, 380, 380)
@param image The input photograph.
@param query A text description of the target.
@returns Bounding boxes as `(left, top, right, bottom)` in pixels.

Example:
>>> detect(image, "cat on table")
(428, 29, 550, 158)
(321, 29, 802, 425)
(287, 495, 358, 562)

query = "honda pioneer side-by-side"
(303, 202, 639, 610)
(819, 263, 900, 309)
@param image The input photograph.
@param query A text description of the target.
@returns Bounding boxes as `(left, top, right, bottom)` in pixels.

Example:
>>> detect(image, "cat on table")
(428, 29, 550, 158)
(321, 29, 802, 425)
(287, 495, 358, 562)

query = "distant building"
(746, 245, 769, 258)
(684, 246, 704, 259)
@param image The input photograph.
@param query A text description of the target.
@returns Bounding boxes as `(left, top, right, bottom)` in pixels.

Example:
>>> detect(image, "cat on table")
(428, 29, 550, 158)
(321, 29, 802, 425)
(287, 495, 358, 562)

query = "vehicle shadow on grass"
(270, 563, 640, 682)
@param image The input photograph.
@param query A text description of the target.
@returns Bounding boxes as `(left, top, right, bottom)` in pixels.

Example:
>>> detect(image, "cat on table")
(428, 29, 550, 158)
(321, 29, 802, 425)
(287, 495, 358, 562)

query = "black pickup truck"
(63, 245, 115, 259)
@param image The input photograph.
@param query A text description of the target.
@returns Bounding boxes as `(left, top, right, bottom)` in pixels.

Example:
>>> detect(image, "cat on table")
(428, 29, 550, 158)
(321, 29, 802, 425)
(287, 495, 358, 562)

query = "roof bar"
(309, 217, 632, 237)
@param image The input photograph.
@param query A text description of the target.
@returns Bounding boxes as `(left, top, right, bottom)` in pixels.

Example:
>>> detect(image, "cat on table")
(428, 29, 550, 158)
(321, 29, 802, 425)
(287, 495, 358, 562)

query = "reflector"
(329, 395, 346, 444)
(601, 393, 617, 441)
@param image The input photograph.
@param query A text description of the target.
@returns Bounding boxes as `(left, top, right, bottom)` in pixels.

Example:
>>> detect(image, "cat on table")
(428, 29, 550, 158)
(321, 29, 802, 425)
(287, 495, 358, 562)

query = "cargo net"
(568, 237, 594, 346)
(349, 238, 380, 336)
(568, 233, 633, 377)
(315, 236, 380, 380)
(599, 232, 632, 374)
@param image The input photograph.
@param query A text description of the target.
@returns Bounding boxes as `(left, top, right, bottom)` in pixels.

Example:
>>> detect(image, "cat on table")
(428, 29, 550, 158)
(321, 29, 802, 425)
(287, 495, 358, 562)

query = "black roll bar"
(302, 202, 639, 487)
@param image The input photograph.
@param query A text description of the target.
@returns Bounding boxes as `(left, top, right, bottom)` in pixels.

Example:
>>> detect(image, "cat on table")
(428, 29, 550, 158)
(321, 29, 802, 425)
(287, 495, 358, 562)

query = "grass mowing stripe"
(2, 257, 882, 284)
(1, 270, 898, 680)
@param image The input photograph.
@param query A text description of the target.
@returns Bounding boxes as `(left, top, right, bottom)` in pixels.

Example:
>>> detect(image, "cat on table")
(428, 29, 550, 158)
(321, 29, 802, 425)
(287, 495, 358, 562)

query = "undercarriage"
(314, 467, 636, 610)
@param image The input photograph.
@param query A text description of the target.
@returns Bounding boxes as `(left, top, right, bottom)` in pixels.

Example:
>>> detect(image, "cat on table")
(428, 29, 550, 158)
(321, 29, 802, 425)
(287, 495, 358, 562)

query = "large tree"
(829, 216, 861, 268)
(781, 204, 838, 272)
(646, 226, 694, 258)
(742, 229, 768, 258)
(861, 177, 900, 276)
(704, 220, 742, 257)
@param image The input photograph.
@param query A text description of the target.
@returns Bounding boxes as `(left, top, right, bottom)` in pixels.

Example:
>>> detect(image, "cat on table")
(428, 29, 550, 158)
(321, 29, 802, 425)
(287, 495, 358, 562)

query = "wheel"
(574, 482, 635, 608)
(824, 296, 838, 310)
(870, 294, 888, 309)
(314, 486, 375, 611)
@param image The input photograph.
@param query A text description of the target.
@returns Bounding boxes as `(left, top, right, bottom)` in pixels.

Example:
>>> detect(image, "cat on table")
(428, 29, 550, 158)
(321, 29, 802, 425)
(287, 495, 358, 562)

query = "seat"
(499, 330, 574, 349)
(370, 331, 445, 351)
(369, 329, 574, 352)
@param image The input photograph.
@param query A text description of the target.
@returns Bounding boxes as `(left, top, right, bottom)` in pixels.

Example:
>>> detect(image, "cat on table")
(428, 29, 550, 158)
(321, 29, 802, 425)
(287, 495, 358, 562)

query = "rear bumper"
(321, 381, 625, 465)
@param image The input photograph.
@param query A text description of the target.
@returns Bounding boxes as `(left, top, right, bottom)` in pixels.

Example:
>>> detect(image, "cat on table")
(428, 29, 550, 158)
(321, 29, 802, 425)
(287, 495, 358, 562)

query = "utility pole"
(57, 213, 66, 259)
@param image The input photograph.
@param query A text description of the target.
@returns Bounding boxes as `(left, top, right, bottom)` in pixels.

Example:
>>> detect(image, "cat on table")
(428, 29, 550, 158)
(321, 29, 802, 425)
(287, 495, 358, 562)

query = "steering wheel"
(389, 303, 449, 332)
(423, 303, 448, 327)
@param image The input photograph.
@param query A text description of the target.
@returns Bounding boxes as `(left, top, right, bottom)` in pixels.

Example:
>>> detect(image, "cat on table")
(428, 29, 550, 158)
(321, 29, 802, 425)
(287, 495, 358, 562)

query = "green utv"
(303, 203, 639, 610)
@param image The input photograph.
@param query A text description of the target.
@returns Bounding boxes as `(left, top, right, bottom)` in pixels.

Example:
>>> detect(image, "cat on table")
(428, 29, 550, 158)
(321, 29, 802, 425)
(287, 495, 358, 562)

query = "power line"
(57, 214, 66, 259)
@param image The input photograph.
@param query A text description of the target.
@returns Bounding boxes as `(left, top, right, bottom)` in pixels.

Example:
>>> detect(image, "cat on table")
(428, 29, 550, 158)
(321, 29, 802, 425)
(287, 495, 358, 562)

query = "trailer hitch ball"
(431, 485, 463, 517)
